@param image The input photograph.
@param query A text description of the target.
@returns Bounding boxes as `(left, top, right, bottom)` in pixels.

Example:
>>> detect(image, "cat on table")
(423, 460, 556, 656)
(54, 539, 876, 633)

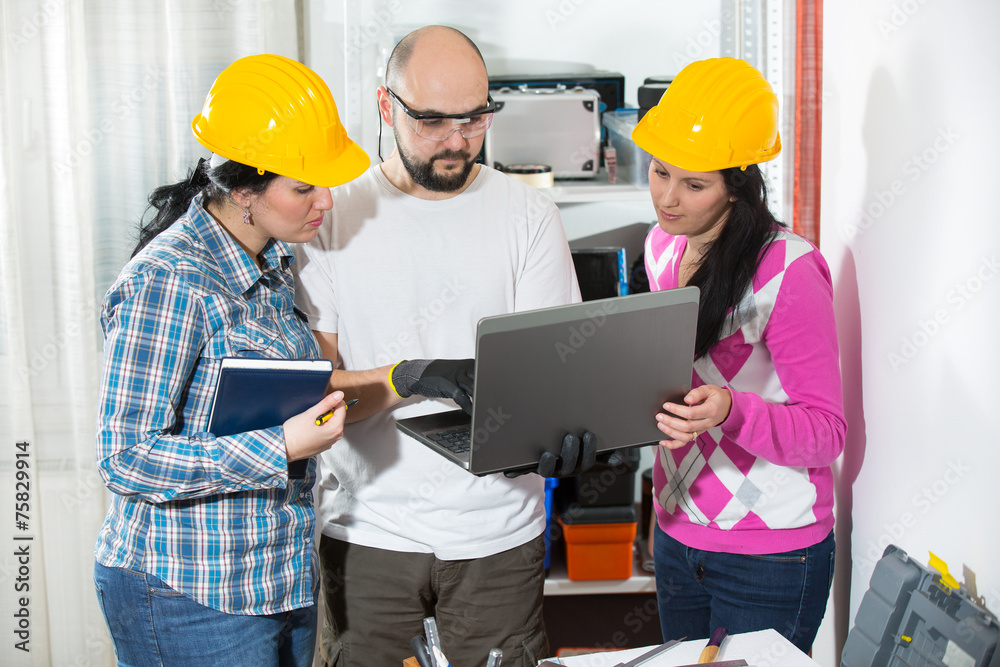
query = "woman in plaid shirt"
(92, 55, 368, 667)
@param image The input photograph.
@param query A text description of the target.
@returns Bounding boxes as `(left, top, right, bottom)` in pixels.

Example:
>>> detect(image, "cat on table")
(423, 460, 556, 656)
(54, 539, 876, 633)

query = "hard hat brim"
(307, 140, 371, 188)
(192, 113, 371, 188)
(633, 121, 781, 173)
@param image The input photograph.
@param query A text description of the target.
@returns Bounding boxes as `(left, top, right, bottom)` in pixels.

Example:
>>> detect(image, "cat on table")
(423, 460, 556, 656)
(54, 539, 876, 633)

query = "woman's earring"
(242, 206, 252, 225)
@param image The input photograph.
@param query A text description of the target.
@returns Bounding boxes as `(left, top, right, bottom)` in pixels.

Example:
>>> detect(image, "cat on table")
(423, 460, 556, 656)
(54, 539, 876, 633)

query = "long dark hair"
(687, 164, 786, 359)
(132, 158, 277, 257)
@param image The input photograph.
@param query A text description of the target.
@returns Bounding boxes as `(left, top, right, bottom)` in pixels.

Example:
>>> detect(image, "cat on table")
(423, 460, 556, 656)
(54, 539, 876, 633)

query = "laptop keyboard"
(428, 427, 472, 455)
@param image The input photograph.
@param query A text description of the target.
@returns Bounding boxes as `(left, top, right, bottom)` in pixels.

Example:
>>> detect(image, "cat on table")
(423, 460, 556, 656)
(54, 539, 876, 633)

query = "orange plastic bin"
(557, 505, 637, 581)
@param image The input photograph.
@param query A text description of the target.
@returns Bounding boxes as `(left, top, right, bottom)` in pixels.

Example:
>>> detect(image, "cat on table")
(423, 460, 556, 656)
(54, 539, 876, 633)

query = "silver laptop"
(395, 286, 699, 475)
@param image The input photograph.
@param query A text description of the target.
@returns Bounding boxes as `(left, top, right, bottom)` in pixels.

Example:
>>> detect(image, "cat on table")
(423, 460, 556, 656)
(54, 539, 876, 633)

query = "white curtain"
(0, 2, 299, 664)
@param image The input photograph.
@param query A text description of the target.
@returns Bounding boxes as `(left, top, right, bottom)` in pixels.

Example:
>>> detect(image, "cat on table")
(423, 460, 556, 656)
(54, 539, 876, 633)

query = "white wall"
(822, 0, 1000, 661)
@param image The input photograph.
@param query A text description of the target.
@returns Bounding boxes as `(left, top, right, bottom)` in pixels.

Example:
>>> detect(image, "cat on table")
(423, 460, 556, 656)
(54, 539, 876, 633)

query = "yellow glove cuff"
(388, 362, 404, 398)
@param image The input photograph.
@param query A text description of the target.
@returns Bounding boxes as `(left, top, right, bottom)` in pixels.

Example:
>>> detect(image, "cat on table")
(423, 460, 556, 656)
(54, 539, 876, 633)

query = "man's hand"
(505, 432, 644, 478)
(538, 431, 598, 478)
(595, 446, 642, 474)
(391, 359, 475, 415)
(504, 431, 639, 478)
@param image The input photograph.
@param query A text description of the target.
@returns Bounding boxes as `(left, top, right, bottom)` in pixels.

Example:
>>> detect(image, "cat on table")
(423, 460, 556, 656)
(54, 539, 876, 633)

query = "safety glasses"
(385, 87, 497, 141)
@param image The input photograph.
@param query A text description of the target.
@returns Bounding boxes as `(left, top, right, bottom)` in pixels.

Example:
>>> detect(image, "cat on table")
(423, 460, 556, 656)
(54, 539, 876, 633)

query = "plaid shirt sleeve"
(96, 267, 287, 503)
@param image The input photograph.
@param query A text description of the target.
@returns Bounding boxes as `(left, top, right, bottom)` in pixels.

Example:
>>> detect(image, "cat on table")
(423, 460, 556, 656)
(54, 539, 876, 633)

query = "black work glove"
(599, 445, 642, 474)
(505, 432, 643, 479)
(391, 359, 475, 415)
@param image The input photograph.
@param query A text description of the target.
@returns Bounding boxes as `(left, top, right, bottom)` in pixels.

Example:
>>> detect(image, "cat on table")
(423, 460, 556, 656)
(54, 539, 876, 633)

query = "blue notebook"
(208, 357, 334, 477)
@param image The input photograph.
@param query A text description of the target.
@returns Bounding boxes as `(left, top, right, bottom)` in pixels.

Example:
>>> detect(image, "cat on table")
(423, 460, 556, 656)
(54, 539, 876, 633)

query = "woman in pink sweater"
(632, 57, 846, 653)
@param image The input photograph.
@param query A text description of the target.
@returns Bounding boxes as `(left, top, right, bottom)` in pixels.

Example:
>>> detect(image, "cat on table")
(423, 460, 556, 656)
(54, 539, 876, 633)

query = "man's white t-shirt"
(292, 164, 581, 559)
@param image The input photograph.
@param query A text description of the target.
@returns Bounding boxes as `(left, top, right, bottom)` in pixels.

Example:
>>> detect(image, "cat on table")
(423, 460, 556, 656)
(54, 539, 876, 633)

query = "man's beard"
(396, 134, 475, 191)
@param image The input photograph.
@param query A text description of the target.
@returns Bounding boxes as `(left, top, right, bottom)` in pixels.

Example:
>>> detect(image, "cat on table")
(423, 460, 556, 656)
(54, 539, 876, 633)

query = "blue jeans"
(94, 562, 317, 667)
(653, 525, 835, 653)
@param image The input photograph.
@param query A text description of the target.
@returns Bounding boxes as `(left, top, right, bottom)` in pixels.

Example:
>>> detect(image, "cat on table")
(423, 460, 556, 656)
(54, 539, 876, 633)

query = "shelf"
(544, 541, 656, 596)
(544, 566, 656, 596)
(539, 171, 649, 204)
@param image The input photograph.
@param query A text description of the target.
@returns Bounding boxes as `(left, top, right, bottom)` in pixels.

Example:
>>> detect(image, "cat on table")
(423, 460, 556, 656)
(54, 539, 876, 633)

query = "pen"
(486, 648, 502, 667)
(698, 627, 728, 663)
(315, 398, 359, 426)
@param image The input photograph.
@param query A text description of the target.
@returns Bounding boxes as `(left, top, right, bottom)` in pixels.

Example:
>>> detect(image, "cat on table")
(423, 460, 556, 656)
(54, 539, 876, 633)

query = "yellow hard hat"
(191, 54, 369, 187)
(632, 57, 781, 172)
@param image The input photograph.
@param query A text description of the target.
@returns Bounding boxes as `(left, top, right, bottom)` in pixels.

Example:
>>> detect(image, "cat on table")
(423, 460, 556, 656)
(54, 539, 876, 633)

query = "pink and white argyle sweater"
(645, 226, 846, 554)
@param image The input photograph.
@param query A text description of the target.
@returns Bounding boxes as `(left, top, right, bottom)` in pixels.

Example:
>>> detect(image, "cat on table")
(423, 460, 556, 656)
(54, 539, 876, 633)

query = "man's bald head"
(379, 25, 491, 195)
(385, 25, 486, 95)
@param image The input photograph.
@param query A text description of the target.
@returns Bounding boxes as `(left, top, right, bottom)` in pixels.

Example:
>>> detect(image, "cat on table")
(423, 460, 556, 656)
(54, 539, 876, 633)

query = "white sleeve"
(291, 237, 339, 335)
(512, 195, 582, 311)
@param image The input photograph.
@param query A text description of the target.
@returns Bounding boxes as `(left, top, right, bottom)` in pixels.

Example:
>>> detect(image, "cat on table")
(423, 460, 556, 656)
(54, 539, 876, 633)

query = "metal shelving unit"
(542, 172, 650, 205)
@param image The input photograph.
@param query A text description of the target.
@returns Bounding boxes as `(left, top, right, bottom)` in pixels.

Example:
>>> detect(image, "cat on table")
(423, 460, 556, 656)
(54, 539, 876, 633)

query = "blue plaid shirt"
(94, 196, 323, 615)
